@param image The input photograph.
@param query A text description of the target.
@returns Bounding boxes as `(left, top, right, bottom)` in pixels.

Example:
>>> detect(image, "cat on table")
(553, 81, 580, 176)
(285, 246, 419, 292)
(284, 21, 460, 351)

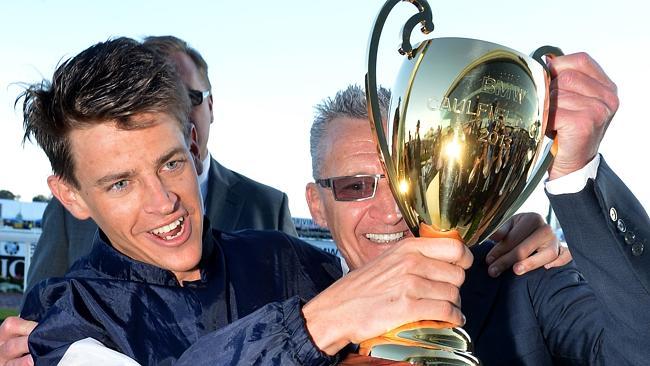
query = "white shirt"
(544, 154, 601, 195)
(198, 153, 211, 205)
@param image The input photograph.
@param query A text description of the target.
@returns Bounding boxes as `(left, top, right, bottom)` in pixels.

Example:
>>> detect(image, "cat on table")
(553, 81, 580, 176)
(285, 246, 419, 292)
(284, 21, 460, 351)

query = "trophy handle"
(531, 45, 564, 73)
(365, 0, 433, 180)
(490, 46, 565, 232)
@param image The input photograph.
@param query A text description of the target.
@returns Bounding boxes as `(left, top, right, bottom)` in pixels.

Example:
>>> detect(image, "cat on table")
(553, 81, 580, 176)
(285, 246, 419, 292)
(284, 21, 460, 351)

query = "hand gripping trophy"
(361, 0, 562, 364)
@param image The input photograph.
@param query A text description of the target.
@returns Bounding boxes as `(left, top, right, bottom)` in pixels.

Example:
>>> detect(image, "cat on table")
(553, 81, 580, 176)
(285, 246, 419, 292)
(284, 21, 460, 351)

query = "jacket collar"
(85, 217, 217, 287)
(204, 158, 245, 232)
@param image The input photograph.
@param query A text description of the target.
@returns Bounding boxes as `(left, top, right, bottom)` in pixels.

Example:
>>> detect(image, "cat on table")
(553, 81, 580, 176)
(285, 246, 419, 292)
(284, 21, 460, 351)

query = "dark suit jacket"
(460, 157, 650, 365)
(25, 157, 296, 294)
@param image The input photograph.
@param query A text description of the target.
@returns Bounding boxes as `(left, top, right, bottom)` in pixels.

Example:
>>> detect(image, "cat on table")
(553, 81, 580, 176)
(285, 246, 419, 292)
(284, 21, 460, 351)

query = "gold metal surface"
(387, 37, 551, 245)
(363, 1, 561, 365)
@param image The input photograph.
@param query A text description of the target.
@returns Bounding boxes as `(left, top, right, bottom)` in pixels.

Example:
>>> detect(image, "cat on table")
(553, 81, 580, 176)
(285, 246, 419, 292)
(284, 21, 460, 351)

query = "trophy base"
(358, 322, 480, 366)
(340, 352, 477, 366)
(340, 354, 411, 365)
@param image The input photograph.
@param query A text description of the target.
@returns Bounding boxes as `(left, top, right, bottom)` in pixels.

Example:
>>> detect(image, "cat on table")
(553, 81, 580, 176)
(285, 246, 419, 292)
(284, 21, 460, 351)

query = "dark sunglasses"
(315, 174, 385, 201)
(188, 89, 211, 106)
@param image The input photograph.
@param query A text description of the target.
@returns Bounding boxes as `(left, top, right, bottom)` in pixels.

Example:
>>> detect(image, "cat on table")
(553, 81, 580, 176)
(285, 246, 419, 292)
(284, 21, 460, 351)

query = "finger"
(511, 242, 560, 275)
(551, 71, 618, 114)
(488, 223, 556, 277)
(402, 276, 461, 308)
(414, 260, 467, 288)
(0, 335, 30, 362)
(486, 214, 539, 265)
(486, 240, 516, 266)
(5, 354, 34, 366)
(487, 239, 537, 277)
(0, 318, 37, 340)
(383, 251, 467, 288)
(545, 247, 573, 269)
(488, 217, 513, 243)
(408, 299, 466, 328)
(548, 52, 616, 91)
(408, 238, 473, 270)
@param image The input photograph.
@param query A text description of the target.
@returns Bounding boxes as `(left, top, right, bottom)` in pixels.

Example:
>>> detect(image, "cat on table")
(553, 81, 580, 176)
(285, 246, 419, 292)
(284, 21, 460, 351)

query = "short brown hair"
(19, 37, 191, 188)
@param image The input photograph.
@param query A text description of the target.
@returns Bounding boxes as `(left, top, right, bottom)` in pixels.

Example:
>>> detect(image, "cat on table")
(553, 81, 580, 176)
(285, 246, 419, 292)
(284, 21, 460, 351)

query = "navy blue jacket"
(21, 224, 341, 365)
(458, 157, 650, 365)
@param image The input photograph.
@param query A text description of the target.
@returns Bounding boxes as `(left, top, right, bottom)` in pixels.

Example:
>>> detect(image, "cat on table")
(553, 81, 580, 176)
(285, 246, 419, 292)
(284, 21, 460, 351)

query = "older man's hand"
(302, 236, 472, 356)
(0, 316, 36, 366)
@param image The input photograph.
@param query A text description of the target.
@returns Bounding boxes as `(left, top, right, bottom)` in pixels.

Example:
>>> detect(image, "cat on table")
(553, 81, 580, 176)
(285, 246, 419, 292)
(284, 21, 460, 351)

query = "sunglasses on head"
(315, 174, 385, 201)
(188, 89, 211, 106)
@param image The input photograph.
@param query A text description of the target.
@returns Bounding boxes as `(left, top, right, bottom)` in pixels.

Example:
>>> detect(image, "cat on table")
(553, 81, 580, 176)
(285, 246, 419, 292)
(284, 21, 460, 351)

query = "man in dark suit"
(304, 53, 649, 364)
(24, 36, 296, 293)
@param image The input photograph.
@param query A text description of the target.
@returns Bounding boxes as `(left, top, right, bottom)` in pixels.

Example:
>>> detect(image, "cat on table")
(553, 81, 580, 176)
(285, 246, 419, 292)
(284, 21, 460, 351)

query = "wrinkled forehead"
(321, 117, 384, 176)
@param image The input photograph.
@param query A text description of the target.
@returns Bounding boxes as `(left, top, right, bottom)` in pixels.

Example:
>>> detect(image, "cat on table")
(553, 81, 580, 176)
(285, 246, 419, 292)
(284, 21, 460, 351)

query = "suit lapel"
(460, 243, 502, 343)
(205, 158, 245, 232)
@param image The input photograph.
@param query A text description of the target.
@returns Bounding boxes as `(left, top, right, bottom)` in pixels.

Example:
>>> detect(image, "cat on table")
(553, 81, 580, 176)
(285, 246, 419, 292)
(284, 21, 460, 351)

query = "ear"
(208, 94, 214, 124)
(189, 125, 203, 175)
(305, 182, 328, 228)
(47, 175, 91, 220)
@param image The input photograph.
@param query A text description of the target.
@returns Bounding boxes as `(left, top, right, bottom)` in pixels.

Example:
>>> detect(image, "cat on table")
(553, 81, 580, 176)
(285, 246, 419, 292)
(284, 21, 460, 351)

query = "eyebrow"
(93, 147, 187, 187)
(154, 147, 187, 167)
(94, 170, 136, 188)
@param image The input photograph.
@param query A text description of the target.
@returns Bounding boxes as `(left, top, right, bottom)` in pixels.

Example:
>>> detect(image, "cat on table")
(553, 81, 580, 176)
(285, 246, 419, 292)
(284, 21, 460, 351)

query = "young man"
(18, 37, 341, 365)
(25, 35, 297, 294)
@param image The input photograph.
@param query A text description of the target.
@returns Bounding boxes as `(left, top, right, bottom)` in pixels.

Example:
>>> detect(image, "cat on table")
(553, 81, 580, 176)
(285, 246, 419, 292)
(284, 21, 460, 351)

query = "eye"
(343, 181, 365, 191)
(109, 180, 129, 192)
(162, 159, 186, 172)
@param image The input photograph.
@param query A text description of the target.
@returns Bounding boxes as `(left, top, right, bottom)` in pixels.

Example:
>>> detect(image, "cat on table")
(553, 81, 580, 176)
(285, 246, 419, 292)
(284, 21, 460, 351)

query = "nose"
(368, 180, 403, 225)
(143, 177, 178, 216)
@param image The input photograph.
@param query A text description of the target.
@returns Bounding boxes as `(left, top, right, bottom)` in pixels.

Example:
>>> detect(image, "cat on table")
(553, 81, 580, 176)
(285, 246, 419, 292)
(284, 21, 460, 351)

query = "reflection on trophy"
(361, 0, 562, 364)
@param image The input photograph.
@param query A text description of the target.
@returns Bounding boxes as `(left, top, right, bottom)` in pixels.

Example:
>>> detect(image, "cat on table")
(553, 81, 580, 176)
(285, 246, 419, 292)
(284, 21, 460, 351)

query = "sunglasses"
(315, 174, 385, 202)
(188, 89, 211, 106)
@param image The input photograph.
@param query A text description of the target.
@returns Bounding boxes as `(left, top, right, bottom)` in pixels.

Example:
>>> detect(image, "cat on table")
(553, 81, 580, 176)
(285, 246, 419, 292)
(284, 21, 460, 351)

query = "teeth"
(365, 231, 405, 244)
(151, 217, 184, 236)
(164, 229, 183, 240)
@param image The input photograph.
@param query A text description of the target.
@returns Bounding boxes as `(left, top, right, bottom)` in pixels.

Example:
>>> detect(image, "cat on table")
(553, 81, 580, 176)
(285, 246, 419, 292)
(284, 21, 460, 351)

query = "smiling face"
(49, 112, 204, 283)
(306, 117, 413, 270)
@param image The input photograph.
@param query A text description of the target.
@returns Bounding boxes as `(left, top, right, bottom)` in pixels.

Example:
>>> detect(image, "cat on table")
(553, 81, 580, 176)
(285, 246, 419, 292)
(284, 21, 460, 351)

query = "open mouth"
(365, 231, 406, 244)
(150, 216, 185, 241)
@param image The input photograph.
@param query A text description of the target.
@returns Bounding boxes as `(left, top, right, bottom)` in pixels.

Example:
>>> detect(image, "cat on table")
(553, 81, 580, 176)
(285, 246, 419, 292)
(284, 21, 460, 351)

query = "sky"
(1, 0, 648, 219)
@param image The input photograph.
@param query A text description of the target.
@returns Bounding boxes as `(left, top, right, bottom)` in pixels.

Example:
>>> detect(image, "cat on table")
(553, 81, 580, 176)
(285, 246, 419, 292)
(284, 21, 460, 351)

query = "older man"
(303, 53, 649, 363)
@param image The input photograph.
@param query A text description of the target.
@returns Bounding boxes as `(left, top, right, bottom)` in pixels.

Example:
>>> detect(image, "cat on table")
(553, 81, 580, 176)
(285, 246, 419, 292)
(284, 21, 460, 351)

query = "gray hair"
(310, 84, 391, 179)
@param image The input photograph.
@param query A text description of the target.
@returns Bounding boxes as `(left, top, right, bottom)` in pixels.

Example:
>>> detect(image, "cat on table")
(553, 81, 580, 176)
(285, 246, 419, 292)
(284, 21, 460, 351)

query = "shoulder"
(210, 159, 287, 202)
(215, 229, 342, 287)
(21, 272, 98, 322)
(217, 229, 338, 265)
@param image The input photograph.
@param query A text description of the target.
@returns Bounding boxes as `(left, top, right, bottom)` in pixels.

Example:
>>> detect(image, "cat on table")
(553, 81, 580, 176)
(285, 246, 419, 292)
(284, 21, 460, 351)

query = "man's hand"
(302, 237, 472, 355)
(486, 212, 571, 277)
(546, 52, 619, 180)
(0, 316, 36, 366)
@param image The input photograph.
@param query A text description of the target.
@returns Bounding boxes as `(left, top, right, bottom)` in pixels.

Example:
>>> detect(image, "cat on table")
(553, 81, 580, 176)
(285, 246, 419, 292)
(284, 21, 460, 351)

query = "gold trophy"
(360, 0, 562, 364)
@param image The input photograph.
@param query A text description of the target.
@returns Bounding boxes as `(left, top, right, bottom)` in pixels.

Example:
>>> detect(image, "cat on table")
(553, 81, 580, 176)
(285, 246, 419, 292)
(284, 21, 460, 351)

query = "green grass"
(0, 307, 19, 321)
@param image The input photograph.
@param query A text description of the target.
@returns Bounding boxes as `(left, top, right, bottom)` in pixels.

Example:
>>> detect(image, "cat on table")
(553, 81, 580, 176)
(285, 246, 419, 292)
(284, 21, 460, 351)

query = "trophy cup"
(360, 0, 563, 364)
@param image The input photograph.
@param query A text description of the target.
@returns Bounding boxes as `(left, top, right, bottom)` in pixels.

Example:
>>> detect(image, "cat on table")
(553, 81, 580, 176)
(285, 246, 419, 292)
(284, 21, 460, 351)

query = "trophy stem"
(357, 223, 480, 365)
